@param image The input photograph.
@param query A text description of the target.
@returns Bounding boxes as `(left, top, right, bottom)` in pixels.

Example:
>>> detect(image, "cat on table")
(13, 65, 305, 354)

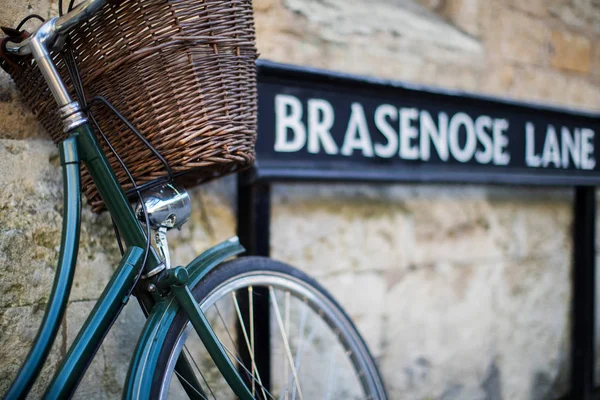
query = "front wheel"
(152, 256, 387, 399)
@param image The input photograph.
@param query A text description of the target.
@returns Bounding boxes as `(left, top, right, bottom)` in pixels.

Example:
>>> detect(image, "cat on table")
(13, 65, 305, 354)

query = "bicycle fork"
(164, 267, 254, 400)
(123, 237, 255, 400)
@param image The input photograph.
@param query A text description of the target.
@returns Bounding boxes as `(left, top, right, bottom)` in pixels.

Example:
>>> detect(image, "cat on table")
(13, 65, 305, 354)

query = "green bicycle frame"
(5, 122, 253, 399)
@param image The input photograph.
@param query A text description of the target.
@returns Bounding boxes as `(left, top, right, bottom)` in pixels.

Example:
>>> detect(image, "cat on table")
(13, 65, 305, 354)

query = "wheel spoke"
(232, 291, 269, 400)
(290, 304, 310, 400)
(249, 286, 256, 397)
(219, 343, 278, 400)
(214, 303, 243, 362)
(269, 286, 304, 400)
(279, 301, 308, 400)
(214, 301, 277, 400)
(173, 370, 209, 400)
(284, 291, 290, 400)
(160, 267, 384, 400)
(324, 348, 337, 400)
(174, 350, 210, 400)
(290, 324, 318, 400)
(183, 345, 217, 400)
(279, 321, 317, 400)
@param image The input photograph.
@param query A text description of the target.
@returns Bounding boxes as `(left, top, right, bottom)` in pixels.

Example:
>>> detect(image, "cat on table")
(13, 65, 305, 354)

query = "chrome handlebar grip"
(54, 0, 106, 37)
(3, 0, 107, 108)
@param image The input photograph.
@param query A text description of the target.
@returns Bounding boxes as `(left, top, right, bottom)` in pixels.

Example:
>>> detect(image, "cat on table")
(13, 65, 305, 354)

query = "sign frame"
(250, 59, 600, 186)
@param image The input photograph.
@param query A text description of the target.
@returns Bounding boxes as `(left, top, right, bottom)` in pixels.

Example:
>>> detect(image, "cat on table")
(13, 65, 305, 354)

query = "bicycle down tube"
(4, 2, 255, 399)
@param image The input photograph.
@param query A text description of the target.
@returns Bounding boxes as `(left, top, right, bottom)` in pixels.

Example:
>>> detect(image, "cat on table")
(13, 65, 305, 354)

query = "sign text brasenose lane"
(272, 94, 596, 170)
(255, 62, 600, 185)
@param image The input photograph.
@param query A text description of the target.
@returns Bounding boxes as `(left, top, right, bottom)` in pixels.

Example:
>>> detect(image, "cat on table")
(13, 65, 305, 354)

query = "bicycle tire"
(151, 256, 387, 399)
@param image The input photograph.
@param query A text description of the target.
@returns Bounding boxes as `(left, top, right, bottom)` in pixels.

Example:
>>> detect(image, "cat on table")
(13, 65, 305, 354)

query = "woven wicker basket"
(1, 0, 258, 212)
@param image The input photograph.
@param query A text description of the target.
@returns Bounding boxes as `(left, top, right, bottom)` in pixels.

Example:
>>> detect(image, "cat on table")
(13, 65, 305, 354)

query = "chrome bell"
(135, 183, 191, 230)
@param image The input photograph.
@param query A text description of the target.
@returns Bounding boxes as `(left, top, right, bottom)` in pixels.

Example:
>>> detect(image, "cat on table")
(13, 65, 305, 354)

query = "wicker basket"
(1, 0, 258, 212)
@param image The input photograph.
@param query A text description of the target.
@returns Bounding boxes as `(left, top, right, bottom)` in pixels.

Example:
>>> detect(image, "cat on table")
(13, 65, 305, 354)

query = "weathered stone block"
(319, 271, 387, 357)
(512, 66, 571, 107)
(441, 0, 481, 37)
(549, 0, 600, 31)
(0, 140, 62, 308)
(0, 139, 126, 309)
(271, 184, 572, 399)
(381, 260, 496, 399)
(0, 91, 46, 140)
(486, 6, 549, 65)
(550, 30, 592, 74)
(494, 256, 571, 399)
(425, 63, 483, 92)
(0, 305, 65, 398)
(270, 0, 483, 69)
(479, 62, 516, 96)
(253, 0, 279, 12)
(507, 0, 547, 17)
(566, 77, 600, 112)
(417, 0, 443, 11)
(592, 39, 600, 79)
(0, 0, 56, 27)
(403, 196, 500, 265)
(271, 191, 414, 277)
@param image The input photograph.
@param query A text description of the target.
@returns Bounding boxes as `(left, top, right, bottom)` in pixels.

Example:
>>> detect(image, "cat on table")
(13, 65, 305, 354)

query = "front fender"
(123, 237, 245, 399)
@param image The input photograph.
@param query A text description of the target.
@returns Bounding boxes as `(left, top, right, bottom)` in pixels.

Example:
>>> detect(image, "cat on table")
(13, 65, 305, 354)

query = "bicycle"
(1, 0, 387, 399)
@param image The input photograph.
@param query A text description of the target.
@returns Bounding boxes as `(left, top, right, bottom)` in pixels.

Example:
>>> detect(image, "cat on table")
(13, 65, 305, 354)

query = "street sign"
(254, 60, 600, 186)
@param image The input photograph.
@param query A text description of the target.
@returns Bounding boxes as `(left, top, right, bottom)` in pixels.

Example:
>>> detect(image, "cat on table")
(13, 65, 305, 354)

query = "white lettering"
(561, 127, 580, 169)
(274, 94, 306, 152)
(581, 128, 596, 170)
(399, 108, 420, 160)
(525, 122, 541, 167)
(448, 112, 476, 163)
(542, 125, 561, 168)
(341, 103, 374, 157)
(374, 104, 398, 158)
(307, 99, 338, 155)
(420, 111, 449, 161)
(492, 118, 510, 165)
(474, 115, 493, 164)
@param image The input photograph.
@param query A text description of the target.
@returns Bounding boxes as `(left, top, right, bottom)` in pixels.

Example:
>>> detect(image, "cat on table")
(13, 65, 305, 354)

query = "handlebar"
(55, 0, 106, 40)
(5, 0, 106, 56)
(3, 0, 108, 107)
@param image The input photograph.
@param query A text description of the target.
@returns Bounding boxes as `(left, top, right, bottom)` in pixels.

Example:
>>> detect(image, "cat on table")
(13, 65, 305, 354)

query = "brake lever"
(0, 28, 29, 71)
(1, 27, 24, 37)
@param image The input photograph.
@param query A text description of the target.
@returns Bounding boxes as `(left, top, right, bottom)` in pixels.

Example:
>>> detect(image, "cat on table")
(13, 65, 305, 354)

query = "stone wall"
(0, 0, 598, 399)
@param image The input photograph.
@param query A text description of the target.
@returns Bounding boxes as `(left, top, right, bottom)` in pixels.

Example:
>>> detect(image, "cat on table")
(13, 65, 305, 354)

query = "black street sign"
(253, 60, 600, 186)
